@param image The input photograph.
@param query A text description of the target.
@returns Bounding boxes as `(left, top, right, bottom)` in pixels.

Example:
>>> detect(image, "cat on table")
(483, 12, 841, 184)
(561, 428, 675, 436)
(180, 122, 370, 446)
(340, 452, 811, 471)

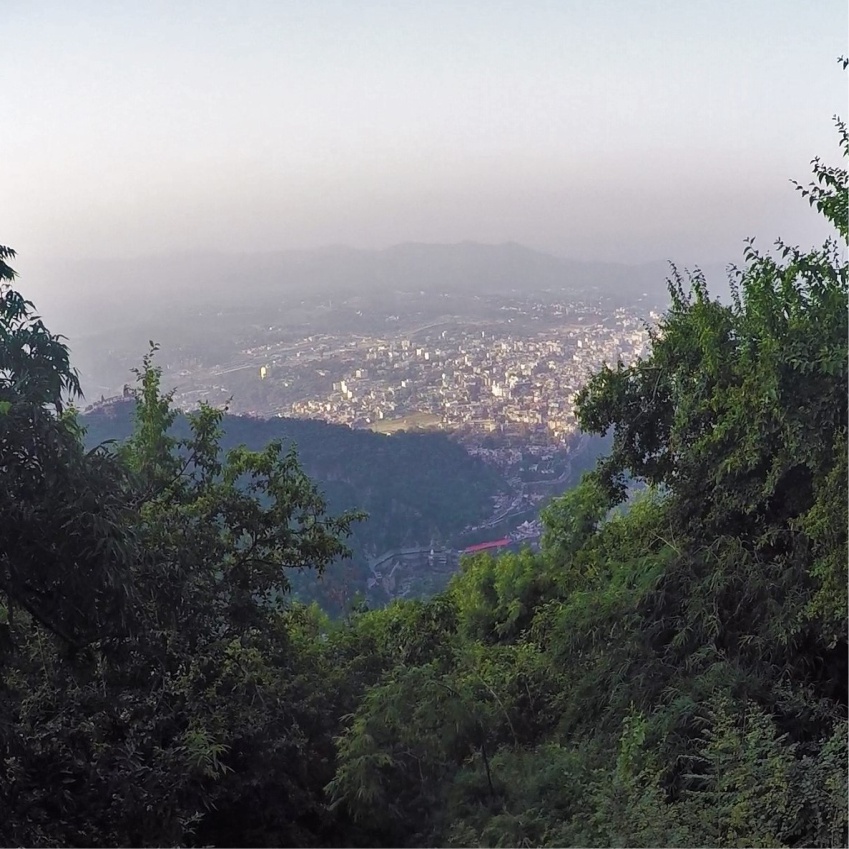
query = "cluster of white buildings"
(288, 309, 653, 442)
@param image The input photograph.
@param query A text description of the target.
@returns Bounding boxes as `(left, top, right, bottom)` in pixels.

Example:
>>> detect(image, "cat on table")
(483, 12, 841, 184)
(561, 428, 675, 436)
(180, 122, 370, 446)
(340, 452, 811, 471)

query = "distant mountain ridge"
(34, 241, 720, 334)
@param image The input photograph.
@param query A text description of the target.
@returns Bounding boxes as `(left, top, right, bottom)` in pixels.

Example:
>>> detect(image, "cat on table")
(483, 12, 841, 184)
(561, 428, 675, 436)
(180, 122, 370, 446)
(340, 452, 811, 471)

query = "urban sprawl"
(169, 298, 660, 446)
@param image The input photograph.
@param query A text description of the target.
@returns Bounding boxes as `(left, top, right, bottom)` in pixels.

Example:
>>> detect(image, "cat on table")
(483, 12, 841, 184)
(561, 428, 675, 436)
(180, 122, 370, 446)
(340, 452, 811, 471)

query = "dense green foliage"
(0, 260, 361, 845)
(1, 121, 846, 847)
(322, 129, 849, 847)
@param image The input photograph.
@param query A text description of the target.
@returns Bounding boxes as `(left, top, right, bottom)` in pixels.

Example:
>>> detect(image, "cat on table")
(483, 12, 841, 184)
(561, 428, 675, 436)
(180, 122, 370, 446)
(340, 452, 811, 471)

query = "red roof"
(463, 537, 511, 554)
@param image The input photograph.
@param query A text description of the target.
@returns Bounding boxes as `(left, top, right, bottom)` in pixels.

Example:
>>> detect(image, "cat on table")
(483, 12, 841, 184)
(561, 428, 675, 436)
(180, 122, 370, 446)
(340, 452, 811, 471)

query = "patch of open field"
(369, 412, 444, 434)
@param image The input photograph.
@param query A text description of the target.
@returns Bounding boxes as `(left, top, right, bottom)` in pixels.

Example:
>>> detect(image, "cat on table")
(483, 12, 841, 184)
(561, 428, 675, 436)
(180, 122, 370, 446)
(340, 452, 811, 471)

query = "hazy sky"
(2, 0, 846, 269)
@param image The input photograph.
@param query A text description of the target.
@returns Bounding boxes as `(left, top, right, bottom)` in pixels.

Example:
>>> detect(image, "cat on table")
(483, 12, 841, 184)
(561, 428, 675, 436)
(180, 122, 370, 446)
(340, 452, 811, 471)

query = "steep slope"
(81, 399, 507, 607)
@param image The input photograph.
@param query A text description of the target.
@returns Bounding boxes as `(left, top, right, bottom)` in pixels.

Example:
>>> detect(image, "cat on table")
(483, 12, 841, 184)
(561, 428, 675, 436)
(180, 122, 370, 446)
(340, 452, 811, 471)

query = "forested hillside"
(81, 400, 503, 551)
(81, 400, 506, 609)
(0, 122, 846, 848)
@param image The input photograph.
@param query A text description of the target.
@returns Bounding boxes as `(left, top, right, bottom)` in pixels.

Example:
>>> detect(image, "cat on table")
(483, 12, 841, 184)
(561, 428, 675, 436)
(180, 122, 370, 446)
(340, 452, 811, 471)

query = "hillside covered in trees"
(0, 122, 846, 848)
(81, 399, 507, 610)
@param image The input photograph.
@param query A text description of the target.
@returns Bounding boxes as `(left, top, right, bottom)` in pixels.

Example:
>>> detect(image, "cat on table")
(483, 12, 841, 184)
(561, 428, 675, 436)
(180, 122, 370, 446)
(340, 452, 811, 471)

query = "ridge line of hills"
(30, 241, 731, 335)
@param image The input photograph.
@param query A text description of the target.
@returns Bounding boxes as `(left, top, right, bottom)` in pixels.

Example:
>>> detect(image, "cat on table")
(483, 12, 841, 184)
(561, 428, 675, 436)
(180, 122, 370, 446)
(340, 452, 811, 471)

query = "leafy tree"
(0, 244, 138, 657)
(0, 254, 362, 845)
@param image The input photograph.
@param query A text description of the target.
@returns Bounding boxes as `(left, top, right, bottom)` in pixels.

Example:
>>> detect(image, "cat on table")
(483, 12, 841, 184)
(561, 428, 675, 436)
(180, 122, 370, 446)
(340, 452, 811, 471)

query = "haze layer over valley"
(31, 242, 726, 400)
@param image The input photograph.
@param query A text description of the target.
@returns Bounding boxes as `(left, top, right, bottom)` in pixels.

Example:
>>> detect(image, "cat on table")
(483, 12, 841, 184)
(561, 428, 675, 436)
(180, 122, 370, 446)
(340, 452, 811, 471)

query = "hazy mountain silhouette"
(30, 242, 726, 336)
